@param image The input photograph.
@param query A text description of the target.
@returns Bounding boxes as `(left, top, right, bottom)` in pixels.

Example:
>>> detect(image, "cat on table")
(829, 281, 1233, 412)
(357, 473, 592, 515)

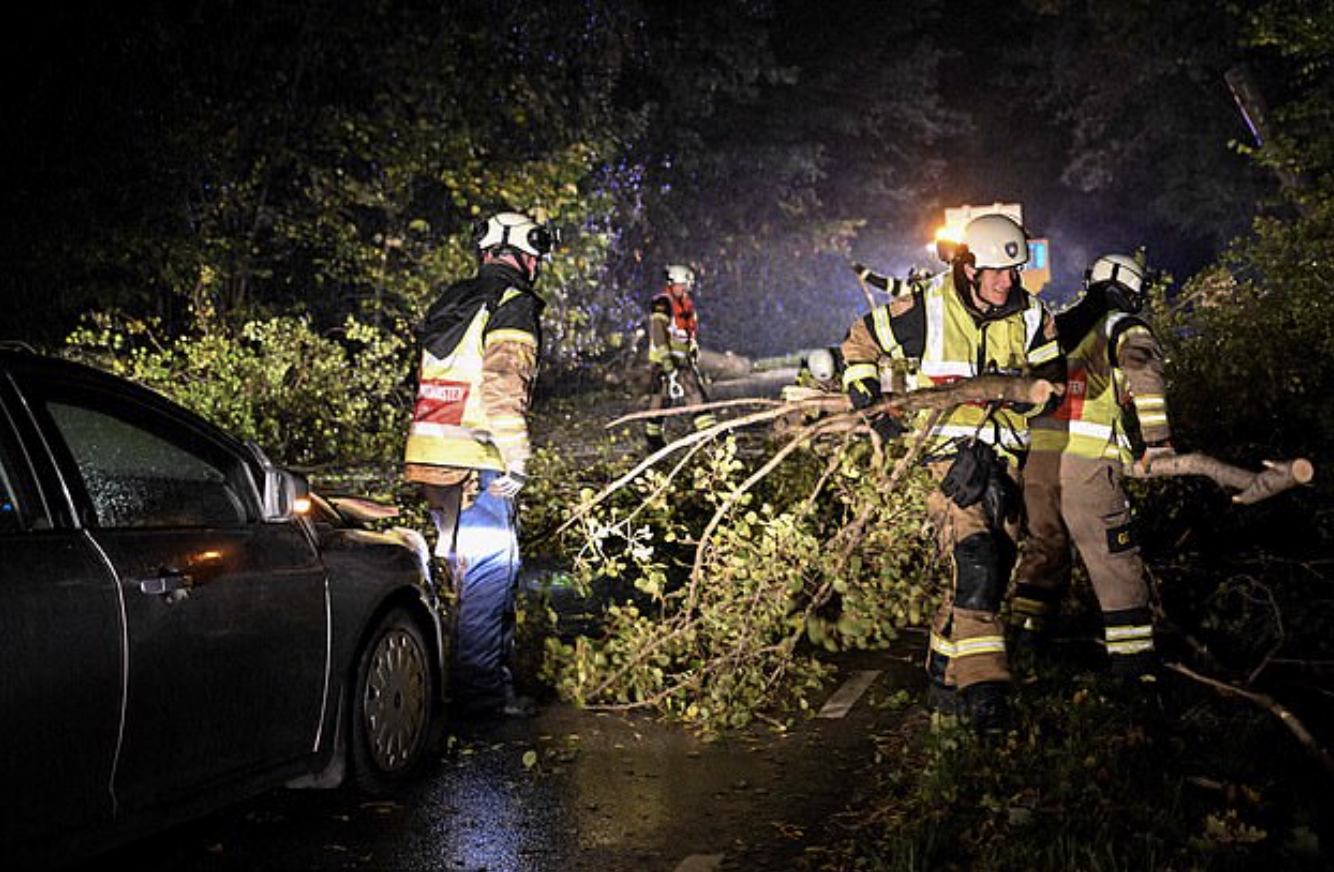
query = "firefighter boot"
(1008, 624, 1051, 679)
(960, 681, 1011, 736)
(924, 648, 960, 718)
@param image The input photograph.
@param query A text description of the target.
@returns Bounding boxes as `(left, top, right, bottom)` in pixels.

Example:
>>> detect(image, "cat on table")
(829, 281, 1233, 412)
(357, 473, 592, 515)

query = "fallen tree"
(546, 372, 1329, 762)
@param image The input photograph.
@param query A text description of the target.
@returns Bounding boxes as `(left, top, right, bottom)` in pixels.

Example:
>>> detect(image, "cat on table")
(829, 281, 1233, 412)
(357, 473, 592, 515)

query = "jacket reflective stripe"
(487, 328, 538, 348)
(408, 422, 493, 441)
(933, 422, 1030, 451)
(1134, 394, 1168, 427)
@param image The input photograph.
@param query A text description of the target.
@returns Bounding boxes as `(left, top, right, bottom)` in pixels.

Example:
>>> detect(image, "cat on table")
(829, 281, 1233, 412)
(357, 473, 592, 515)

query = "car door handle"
(137, 569, 193, 598)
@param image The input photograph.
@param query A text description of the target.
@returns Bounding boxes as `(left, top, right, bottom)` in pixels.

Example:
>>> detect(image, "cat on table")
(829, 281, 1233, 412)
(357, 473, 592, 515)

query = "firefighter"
(841, 213, 1065, 733)
(1010, 254, 1174, 682)
(644, 264, 713, 451)
(403, 209, 556, 719)
(776, 347, 845, 436)
(796, 346, 844, 392)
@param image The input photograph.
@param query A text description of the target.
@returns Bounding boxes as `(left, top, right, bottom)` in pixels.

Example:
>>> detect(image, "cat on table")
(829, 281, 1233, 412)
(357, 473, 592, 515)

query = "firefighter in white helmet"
(840, 211, 1065, 733)
(404, 209, 557, 719)
(1011, 253, 1173, 686)
(644, 264, 712, 451)
(796, 347, 843, 392)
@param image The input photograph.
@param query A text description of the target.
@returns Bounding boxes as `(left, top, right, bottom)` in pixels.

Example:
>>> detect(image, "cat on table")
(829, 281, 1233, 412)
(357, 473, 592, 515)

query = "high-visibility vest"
(404, 285, 533, 472)
(861, 274, 1060, 460)
(1030, 311, 1146, 463)
(648, 291, 697, 366)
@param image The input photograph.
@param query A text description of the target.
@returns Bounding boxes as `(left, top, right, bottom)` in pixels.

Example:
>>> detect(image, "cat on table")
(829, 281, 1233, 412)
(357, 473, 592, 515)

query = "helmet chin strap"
(483, 249, 540, 283)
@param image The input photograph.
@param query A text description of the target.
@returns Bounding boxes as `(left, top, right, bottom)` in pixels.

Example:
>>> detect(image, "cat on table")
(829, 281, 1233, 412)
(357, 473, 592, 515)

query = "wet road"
(77, 639, 927, 872)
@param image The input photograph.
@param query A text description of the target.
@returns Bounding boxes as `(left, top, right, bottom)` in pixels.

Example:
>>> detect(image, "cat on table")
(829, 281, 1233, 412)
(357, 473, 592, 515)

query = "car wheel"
(350, 606, 436, 794)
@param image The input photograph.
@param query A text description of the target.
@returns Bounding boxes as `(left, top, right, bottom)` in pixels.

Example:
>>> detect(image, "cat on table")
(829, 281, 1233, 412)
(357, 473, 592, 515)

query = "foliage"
(63, 301, 411, 469)
(1138, 3, 1334, 683)
(1157, 203, 1334, 471)
(1243, 0, 1334, 203)
(5, 1, 959, 360)
(532, 424, 941, 735)
(1022, 0, 1274, 254)
(802, 664, 1331, 871)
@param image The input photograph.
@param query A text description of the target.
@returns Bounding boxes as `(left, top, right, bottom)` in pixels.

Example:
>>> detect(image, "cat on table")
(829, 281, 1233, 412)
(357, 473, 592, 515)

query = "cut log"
(1132, 453, 1314, 505)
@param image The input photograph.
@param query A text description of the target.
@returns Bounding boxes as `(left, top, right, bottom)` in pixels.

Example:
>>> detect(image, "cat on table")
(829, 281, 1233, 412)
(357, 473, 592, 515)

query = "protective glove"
(870, 412, 905, 443)
(848, 378, 880, 411)
(667, 370, 685, 400)
(1137, 441, 1175, 475)
(489, 466, 528, 498)
(850, 261, 870, 280)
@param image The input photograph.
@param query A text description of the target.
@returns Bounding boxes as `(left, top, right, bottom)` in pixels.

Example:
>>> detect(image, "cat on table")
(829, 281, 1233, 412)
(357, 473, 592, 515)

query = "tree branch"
(1163, 660, 1334, 780)
(1131, 453, 1315, 504)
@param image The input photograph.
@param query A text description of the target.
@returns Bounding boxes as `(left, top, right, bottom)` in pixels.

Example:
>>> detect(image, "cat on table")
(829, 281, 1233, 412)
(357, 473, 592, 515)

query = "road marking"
(816, 670, 881, 718)
(674, 854, 724, 871)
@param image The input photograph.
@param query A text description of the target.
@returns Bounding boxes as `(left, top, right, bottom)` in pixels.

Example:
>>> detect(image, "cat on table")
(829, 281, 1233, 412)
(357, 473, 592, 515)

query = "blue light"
(1028, 240, 1048, 270)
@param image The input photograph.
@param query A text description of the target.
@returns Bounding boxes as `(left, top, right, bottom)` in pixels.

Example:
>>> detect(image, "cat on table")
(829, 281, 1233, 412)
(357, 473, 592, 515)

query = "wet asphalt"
(77, 637, 927, 872)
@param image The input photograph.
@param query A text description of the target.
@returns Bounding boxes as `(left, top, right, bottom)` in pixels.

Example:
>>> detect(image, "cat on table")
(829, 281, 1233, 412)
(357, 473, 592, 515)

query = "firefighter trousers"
(425, 471, 522, 712)
(1011, 450, 1155, 672)
(924, 457, 1021, 691)
(645, 360, 713, 443)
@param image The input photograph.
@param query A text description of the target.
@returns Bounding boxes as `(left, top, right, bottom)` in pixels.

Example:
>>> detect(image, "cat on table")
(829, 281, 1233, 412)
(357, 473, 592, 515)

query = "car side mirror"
(246, 441, 311, 522)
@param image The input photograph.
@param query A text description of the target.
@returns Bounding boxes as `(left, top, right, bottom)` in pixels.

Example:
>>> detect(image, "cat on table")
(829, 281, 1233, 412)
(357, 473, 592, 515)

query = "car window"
(46, 401, 248, 529)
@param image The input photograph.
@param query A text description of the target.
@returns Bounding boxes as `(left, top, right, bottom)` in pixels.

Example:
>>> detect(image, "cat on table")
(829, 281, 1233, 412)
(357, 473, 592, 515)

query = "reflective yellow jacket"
(841, 271, 1064, 462)
(404, 263, 543, 477)
(1030, 296, 1171, 463)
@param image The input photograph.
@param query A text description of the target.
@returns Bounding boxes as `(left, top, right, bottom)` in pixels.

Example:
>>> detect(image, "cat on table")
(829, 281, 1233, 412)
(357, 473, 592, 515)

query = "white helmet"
(807, 348, 836, 382)
(959, 214, 1029, 270)
(475, 211, 556, 257)
(1087, 253, 1147, 312)
(664, 264, 695, 287)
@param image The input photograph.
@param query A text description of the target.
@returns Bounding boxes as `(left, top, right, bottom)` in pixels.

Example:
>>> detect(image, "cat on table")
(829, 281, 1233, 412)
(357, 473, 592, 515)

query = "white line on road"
(674, 854, 724, 871)
(816, 669, 881, 718)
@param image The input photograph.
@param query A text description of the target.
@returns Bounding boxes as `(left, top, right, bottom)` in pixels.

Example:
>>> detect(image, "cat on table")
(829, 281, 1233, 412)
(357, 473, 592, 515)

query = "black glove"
(851, 261, 869, 279)
(870, 413, 905, 443)
(849, 378, 880, 411)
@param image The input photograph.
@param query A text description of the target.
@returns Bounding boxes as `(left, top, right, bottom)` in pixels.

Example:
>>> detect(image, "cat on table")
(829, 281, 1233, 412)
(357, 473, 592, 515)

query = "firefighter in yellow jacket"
(404, 210, 555, 719)
(841, 213, 1065, 732)
(1011, 254, 1174, 680)
(645, 264, 714, 451)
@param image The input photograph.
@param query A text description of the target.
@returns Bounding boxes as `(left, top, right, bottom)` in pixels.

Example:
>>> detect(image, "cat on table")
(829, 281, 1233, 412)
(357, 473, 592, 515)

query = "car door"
(17, 370, 333, 813)
(0, 386, 124, 857)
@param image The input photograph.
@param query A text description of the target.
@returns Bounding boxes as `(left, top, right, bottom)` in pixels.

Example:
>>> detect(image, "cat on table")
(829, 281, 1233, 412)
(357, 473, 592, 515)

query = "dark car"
(0, 347, 447, 869)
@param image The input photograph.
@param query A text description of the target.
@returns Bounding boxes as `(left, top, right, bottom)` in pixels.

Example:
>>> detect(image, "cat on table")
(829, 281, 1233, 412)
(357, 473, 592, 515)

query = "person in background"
(403, 209, 556, 719)
(795, 346, 844, 393)
(644, 264, 713, 451)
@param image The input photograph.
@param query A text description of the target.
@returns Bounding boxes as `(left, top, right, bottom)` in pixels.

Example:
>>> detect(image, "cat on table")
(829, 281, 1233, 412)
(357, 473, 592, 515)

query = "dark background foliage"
(0, 0, 1288, 358)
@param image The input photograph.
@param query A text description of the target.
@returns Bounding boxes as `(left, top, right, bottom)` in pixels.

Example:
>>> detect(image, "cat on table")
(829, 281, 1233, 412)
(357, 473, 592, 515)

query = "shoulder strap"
(1105, 313, 1150, 369)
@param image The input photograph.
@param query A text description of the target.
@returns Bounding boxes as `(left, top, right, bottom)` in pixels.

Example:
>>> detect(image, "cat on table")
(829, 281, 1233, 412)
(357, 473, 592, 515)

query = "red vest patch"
(1053, 367, 1087, 421)
(413, 379, 470, 426)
